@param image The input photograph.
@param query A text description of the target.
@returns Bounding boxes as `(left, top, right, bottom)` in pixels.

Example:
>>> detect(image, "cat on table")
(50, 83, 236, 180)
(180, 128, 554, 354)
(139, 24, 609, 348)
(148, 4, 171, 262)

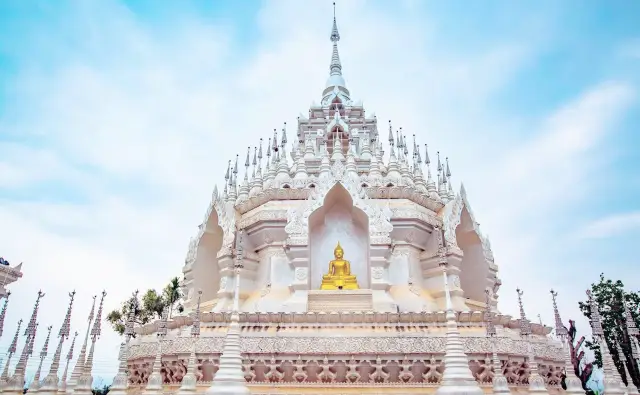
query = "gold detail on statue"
(320, 242, 359, 290)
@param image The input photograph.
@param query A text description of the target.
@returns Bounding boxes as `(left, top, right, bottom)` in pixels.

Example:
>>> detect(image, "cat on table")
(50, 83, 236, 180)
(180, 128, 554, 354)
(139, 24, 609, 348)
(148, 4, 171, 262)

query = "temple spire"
(205, 231, 251, 395)
(549, 290, 585, 395)
(39, 291, 76, 395)
(322, 2, 350, 104)
(0, 291, 10, 338)
(516, 288, 549, 394)
(485, 290, 510, 395)
(110, 291, 139, 395)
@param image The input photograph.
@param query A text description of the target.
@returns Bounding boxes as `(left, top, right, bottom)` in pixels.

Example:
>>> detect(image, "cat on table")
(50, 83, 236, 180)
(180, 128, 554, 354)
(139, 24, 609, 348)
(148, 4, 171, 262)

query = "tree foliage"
(578, 273, 640, 388)
(106, 277, 184, 336)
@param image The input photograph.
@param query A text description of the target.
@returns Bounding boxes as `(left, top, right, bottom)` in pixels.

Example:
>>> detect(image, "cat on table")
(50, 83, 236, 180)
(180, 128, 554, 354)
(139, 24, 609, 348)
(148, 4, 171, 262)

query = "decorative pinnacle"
(90, 291, 106, 340)
(233, 155, 239, 176)
(388, 121, 394, 147)
(587, 290, 604, 337)
(484, 289, 496, 337)
(66, 331, 79, 361)
(446, 157, 451, 178)
(424, 144, 431, 165)
(516, 288, 532, 336)
(224, 160, 231, 182)
(550, 289, 567, 339)
(40, 325, 53, 358)
(124, 290, 138, 340)
(266, 137, 271, 158)
(191, 290, 203, 337)
(59, 290, 76, 339)
(0, 291, 10, 338)
(258, 138, 263, 160)
(281, 122, 288, 147)
(331, 2, 340, 42)
(27, 322, 40, 355)
(26, 290, 45, 337)
(88, 294, 97, 323)
(157, 307, 168, 338)
(244, 147, 250, 168)
(8, 319, 22, 354)
(624, 301, 638, 336)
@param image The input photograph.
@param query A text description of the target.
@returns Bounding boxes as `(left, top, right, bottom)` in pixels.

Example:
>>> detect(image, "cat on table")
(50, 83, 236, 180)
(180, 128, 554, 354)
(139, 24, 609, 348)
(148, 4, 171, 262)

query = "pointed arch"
(308, 183, 370, 289)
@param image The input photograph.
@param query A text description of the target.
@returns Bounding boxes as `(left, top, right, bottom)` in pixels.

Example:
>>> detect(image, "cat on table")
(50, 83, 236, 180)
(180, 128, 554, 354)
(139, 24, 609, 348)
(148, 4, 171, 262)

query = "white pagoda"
(123, 6, 567, 395)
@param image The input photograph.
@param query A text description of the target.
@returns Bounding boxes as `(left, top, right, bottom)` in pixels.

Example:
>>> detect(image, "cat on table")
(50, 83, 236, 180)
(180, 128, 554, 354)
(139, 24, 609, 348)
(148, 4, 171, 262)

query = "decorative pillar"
(40, 291, 76, 395)
(57, 331, 78, 393)
(550, 290, 584, 395)
(434, 263, 483, 395)
(0, 319, 22, 389)
(178, 290, 202, 395)
(484, 290, 510, 394)
(5, 291, 45, 395)
(587, 290, 625, 395)
(66, 295, 96, 393)
(110, 291, 138, 395)
(205, 230, 251, 395)
(516, 288, 548, 394)
(73, 291, 106, 395)
(143, 306, 168, 395)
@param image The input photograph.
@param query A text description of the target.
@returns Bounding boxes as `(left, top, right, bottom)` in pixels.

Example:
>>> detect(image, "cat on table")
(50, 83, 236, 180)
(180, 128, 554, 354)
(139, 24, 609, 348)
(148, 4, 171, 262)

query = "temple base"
(307, 289, 373, 312)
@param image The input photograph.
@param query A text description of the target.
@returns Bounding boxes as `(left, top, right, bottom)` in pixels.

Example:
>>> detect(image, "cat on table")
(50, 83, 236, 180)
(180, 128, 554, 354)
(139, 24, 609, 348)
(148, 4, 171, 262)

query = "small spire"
(388, 121, 394, 147)
(516, 288, 532, 336)
(424, 144, 431, 165)
(281, 122, 288, 148)
(224, 160, 231, 183)
(0, 291, 10, 338)
(446, 157, 452, 178)
(550, 290, 566, 339)
(484, 290, 496, 337)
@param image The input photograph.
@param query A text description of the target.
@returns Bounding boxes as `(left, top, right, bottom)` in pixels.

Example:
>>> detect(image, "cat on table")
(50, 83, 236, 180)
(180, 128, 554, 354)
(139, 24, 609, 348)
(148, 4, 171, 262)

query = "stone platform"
(307, 289, 374, 312)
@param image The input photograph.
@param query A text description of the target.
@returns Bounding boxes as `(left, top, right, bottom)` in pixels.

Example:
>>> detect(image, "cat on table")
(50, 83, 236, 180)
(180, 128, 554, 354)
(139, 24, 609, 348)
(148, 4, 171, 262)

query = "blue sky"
(0, 0, 639, 387)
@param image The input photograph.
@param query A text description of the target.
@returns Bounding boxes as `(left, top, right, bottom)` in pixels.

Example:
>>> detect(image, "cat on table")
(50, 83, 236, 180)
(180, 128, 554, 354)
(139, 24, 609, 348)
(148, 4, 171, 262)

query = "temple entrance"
(308, 183, 370, 290)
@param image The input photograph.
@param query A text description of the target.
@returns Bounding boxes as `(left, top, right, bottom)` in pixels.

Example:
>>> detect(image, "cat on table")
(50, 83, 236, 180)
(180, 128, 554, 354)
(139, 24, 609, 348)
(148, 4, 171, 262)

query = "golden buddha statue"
(320, 242, 359, 290)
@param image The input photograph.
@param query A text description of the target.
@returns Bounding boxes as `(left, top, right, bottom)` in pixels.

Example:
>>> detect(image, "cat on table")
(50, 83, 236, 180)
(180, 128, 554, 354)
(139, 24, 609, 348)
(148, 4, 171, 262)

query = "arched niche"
(308, 183, 370, 290)
(455, 206, 488, 304)
(193, 211, 223, 304)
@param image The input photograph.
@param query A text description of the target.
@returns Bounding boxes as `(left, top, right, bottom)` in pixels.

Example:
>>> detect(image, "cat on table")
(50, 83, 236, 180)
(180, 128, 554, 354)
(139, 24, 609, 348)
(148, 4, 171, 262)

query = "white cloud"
(0, 0, 636, 384)
(574, 211, 640, 240)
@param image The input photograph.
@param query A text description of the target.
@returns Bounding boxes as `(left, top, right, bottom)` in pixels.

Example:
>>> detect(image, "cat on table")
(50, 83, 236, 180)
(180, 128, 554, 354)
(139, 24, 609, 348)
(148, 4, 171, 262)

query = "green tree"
(106, 277, 184, 336)
(163, 277, 183, 319)
(578, 274, 640, 388)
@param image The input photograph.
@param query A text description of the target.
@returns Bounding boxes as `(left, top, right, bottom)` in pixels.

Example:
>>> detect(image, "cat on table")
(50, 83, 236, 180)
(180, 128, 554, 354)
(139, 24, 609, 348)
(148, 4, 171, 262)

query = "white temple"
(122, 6, 569, 395)
(0, 259, 23, 299)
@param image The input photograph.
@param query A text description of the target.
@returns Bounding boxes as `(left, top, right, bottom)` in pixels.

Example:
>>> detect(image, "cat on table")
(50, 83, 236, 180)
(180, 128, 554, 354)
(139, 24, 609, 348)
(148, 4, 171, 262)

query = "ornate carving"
(127, 335, 564, 361)
(294, 268, 308, 281)
(371, 267, 384, 280)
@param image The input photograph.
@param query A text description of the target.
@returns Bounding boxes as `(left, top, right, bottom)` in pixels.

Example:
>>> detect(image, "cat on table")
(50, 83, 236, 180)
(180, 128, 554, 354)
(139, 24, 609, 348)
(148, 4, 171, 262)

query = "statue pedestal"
(307, 289, 374, 312)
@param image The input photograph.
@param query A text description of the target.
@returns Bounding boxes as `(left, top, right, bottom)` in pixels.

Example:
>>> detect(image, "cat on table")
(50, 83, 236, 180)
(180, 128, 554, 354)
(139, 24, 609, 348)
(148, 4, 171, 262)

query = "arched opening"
(192, 211, 223, 305)
(308, 183, 370, 290)
(455, 206, 488, 304)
